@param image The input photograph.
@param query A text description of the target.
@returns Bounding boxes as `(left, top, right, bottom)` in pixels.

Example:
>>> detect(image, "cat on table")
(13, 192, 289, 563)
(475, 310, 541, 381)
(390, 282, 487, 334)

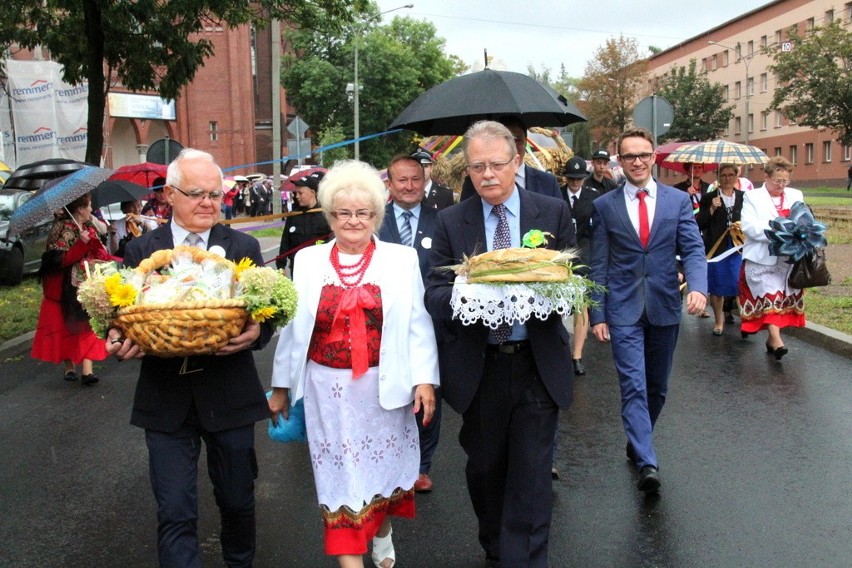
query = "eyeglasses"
(769, 178, 791, 186)
(172, 186, 224, 201)
(620, 153, 655, 164)
(330, 209, 375, 221)
(465, 160, 514, 174)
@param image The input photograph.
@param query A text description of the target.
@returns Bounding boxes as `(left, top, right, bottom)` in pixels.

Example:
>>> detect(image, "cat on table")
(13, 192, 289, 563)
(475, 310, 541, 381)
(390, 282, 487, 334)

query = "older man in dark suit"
(107, 149, 272, 568)
(378, 153, 443, 493)
(589, 129, 707, 494)
(459, 116, 562, 202)
(425, 121, 576, 568)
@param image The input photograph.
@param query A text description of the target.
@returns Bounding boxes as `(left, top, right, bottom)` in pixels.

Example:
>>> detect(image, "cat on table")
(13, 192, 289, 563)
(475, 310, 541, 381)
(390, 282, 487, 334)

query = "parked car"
(0, 188, 51, 285)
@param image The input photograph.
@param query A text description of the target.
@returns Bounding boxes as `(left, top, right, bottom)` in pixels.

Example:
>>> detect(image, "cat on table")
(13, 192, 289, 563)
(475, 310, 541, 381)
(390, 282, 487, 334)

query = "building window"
(774, 30, 782, 44)
(760, 73, 768, 92)
(790, 145, 798, 164)
(823, 141, 832, 162)
(735, 117, 742, 134)
(806, 18, 814, 31)
(722, 85, 730, 101)
(847, 3, 852, 21)
(747, 114, 754, 133)
(711, 54, 718, 71)
(747, 77, 754, 97)
(747, 40, 754, 56)
(735, 81, 742, 99)
(760, 35, 768, 50)
(209, 121, 218, 142)
(760, 112, 768, 131)
(844, 145, 852, 161)
(775, 111, 783, 128)
(775, 147, 783, 156)
(825, 9, 834, 23)
(722, 50, 729, 66)
(805, 143, 814, 164)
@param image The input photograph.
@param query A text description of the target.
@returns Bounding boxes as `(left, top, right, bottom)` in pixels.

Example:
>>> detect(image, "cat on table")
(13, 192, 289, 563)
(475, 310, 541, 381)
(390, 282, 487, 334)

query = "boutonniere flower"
(522, 229, 553, 249)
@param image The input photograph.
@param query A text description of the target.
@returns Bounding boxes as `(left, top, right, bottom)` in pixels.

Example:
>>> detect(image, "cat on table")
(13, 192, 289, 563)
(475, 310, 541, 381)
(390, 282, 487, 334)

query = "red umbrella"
(109, 162, 168, 187)
(655, 141, 719, 174)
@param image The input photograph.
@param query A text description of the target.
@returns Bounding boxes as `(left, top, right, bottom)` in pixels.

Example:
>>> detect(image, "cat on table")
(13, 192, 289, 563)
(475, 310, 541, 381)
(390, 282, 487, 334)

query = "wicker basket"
(115, 245, 247, 357)
(114, 299, 247, 357)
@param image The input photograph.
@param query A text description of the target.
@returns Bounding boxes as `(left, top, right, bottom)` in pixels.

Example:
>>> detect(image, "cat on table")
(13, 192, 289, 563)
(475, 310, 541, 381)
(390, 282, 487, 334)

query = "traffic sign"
(633, 95, 674, 144)
(287, 116, 309, 138)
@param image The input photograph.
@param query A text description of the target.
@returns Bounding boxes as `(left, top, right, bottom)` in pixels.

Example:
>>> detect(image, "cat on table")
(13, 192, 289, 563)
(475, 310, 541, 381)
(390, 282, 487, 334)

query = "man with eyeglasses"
(425, 121, 575, 568)
(459, 116, 562, 202)
(588, 128, 707, 494)
(107, 148, 273, 568)
(379, 154, 443, 494)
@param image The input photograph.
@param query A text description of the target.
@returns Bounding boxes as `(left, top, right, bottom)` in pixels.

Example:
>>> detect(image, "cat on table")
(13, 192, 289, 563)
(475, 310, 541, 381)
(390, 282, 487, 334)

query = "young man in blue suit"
(378, 154, 442, 493)
(426, 121, 576, 567)
(107, 149, 272, 567)
(589, 128, 707, 494)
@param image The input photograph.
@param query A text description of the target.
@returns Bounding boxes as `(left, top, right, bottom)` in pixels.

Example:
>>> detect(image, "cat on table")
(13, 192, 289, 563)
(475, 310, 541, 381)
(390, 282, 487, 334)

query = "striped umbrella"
(663, 140, 769, 166)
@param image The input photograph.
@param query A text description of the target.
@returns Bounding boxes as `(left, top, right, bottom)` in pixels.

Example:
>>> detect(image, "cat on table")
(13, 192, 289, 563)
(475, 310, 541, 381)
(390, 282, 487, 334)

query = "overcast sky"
(374, 0, 771, 77)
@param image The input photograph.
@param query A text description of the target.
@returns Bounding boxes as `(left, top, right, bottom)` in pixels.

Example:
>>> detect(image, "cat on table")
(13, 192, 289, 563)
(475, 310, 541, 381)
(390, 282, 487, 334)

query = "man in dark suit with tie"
(459, 115, 562, 202)
(589, 129, 707, 494)
(425, 121, 576, 567)
(107, 149, 272, 568)
(378, 154, 442, 493)
(562, 155, 600, 376)
(412, 149, 455, 210)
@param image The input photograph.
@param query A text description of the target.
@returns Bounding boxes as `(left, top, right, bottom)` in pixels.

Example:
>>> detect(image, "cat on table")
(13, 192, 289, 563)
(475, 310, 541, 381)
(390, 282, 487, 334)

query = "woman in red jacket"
(31, 193, 111, 385)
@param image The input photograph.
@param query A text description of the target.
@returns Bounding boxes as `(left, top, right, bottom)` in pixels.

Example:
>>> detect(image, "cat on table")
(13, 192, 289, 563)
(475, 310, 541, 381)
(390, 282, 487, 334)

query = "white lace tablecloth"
(450, 276, 590, 329)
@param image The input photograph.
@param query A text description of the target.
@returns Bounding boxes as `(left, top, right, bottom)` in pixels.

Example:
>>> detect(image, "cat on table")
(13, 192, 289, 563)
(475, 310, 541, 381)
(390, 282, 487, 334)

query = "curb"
(0, 330, 35, 359)
(786, 321, 852, 359)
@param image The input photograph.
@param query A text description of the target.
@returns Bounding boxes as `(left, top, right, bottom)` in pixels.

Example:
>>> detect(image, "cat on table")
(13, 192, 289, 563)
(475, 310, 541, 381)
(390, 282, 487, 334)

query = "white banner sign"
(5, 59, 88, 164)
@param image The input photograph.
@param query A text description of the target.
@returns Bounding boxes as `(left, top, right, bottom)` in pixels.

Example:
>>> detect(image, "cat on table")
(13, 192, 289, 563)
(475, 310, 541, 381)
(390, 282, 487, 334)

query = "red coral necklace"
(330, 241, 375, 287)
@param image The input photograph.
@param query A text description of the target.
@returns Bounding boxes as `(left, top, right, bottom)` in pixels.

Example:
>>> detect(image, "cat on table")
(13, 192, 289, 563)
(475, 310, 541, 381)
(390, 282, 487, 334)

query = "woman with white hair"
(269, 160, 439, 568)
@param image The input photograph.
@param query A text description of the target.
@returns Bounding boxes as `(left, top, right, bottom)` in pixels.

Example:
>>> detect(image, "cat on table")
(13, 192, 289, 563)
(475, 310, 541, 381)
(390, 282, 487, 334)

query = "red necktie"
(637, 190, 650, 247)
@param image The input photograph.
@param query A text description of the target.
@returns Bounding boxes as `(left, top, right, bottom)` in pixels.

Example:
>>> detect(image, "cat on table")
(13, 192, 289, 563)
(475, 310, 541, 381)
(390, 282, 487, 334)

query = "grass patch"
(806, 196, 852, 207)
(247, 227, 284, 238)
(805, 280, 852, 336)
(0, 275, 41, 343)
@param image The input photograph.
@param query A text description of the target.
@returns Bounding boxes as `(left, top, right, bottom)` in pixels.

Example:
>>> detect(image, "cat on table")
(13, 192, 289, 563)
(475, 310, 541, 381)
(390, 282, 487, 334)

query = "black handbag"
(788, 248, 831, 289)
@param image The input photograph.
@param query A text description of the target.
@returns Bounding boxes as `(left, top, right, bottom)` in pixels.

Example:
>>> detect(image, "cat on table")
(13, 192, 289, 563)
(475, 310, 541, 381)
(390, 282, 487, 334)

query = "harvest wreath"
(77, 245, 298, 357)
(447, 230, 601, 328)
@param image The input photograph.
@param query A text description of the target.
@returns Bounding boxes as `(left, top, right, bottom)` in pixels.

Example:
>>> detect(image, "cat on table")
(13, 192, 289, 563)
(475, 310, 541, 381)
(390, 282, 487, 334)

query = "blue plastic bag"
(266, 391, 307, 443)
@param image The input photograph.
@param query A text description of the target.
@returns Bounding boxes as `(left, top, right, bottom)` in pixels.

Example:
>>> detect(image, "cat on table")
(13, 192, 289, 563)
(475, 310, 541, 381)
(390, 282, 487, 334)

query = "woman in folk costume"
(269, 160, 438, 568)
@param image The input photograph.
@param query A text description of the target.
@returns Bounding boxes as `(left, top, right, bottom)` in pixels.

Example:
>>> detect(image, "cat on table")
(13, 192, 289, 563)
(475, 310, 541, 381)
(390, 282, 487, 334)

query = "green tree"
(768, 21, 852, 145)
(282, 8, 462, 167)
(527, 64, 590, 157)
(317, 123, 350, 167)
(654, 59, 734, 143)
(578, 35, 649, 149)
(0, 0, 355, 165)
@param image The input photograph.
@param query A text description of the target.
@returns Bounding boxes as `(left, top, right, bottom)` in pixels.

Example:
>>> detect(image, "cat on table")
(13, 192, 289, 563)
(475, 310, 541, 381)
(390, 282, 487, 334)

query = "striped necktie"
(399, 211, 413, 246)
(184, 232, 202, 248)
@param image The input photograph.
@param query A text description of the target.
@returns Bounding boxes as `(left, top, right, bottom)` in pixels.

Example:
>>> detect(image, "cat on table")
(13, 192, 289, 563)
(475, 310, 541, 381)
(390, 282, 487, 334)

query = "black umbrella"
(4, 158, 91, 190)
(90, 180, 149, 209)
(389, 69, 586, 135)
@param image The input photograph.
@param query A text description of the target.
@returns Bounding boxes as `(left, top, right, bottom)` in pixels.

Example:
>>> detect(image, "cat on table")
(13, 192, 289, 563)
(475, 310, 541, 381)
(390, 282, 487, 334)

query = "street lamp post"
(352, 4, 413, 161)
(709, 40, 753, 144)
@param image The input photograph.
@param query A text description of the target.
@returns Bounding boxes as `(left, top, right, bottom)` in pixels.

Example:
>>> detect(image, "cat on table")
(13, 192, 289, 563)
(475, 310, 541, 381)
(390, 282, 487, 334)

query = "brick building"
(648, 0, 851, 187)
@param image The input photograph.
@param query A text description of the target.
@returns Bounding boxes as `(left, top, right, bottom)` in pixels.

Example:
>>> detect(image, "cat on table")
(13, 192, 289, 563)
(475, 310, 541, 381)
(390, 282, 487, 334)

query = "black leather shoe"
(626, 442, 637, 464)
(725, 313, 735, 324)
(81, 373, 99, 386)
(637, 466, 661, 493)
(572, 358, 586, 376)
(773, 346, 788, 361)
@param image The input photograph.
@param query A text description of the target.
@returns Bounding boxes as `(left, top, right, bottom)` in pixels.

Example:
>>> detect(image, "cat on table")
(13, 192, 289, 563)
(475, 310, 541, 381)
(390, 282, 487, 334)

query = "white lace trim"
(451, 276, 589, 329)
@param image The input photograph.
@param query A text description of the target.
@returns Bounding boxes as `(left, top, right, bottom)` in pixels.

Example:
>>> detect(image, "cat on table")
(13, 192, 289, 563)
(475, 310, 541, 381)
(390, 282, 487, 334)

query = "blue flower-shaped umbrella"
(765, 201, 828, 263)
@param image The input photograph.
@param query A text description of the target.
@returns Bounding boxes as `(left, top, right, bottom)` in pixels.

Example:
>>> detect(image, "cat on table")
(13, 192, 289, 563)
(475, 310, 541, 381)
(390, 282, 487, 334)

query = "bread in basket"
(466, 247, 572, 283)
(114, 246, 247, 357)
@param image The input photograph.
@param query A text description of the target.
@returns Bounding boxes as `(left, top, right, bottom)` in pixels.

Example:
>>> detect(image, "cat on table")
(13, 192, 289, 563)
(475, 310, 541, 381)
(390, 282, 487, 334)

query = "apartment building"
(647, 0, 851, 187)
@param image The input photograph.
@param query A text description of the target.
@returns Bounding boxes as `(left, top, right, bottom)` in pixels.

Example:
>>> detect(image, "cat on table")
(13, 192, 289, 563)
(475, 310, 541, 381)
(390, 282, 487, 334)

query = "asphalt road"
(1, 239, 850, 567)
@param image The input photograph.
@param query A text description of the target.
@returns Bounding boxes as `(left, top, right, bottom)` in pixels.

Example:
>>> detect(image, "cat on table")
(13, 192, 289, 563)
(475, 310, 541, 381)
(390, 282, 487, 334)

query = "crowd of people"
(27, 120, 818, 567)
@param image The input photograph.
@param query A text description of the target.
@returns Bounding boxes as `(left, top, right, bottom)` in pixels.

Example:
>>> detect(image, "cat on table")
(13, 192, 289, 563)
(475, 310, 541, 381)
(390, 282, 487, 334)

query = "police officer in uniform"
(276, 171, 330, 275)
